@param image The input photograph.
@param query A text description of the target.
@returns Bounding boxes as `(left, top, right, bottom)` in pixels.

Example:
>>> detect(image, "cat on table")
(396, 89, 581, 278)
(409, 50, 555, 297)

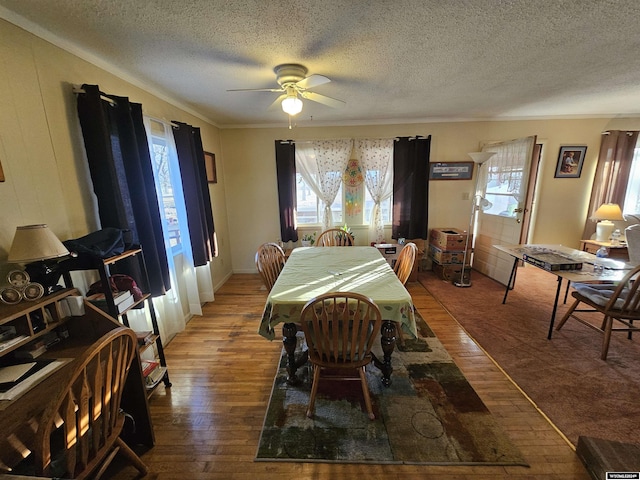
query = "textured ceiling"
(2, 0, 640, 128)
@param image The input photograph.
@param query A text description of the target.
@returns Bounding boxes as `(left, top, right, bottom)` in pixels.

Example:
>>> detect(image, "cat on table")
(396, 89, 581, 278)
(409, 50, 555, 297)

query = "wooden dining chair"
(32, 327, 148, 479)
(555, 264, 640, 360)
(316, 228, 354, 246)
(394, 242, 418, 285)
(255, 242, 286, 291)
(300, 292, 382, 420)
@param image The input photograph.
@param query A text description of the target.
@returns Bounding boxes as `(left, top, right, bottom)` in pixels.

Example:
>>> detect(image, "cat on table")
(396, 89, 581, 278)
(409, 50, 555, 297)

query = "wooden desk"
(494, 244, 633, 340)
(580, 239, 628, 260)
(0, 292, 153, 472)
(260, 246, 416, 386)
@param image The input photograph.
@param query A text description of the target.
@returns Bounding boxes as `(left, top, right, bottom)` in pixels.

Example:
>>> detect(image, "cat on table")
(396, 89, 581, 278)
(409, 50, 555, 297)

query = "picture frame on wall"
(429, 161, 474, 180)
(204, 151, 217, 184)
(554, 146, 586, 178)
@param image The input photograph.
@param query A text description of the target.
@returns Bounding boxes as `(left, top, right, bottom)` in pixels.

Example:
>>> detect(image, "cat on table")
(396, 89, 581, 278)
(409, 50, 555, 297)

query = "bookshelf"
(62, 247, 171, 398)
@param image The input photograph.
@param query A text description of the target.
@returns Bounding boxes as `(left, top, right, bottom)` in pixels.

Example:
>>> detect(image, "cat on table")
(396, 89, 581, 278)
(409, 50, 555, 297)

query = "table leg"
(502, 257, 520, 304)
(282, 322, 308, 385)
(563, 280, 571, 304)
(547, 277, 563, 340)
(372, 320, 396, 387)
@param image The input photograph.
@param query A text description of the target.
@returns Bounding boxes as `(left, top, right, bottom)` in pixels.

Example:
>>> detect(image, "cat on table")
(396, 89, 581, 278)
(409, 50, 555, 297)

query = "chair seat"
(556, 265, 640, 360)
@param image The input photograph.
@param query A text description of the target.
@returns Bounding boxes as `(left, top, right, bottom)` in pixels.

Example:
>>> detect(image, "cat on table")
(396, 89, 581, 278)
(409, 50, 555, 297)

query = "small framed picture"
(204, 151, 217, 184)
(555, 146, 586, 178)
(429, 162, 474, 180)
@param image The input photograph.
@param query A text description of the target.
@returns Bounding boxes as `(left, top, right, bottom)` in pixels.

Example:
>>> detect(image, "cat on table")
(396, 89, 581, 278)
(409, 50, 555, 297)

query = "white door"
(472, 136, 537, 286)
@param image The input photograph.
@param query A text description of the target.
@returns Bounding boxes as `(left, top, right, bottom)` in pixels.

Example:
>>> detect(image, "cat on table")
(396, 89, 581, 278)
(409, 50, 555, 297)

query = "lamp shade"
(591, 203, 625, 221)
(467, 151, 496, 164)
(7, 224, 69, 263)
(281, 95, 303, 116)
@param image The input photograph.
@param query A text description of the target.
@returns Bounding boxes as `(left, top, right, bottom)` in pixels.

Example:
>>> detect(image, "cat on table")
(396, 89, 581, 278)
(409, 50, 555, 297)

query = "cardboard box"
(433, 263, 471, 284)
(428, 244, 470, 265)
(429, 228, 470, 251)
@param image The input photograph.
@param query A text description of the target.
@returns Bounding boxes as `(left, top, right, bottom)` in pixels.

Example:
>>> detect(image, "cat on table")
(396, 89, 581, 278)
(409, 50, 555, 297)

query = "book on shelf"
(145, 366, 166, 389)
(0, 335, 29, 352)
(136, 330, 154, 346)
(0, 326, 17, 342)
(87, 290, 135, 314)
(141, 359, 160, 377)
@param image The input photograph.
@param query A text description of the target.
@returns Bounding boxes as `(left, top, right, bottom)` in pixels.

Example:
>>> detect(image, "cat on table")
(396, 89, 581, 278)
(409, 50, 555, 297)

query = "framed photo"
(555, 146, 586, 178)
(429, 162, 474, 180)
(204, 151, 217, 184)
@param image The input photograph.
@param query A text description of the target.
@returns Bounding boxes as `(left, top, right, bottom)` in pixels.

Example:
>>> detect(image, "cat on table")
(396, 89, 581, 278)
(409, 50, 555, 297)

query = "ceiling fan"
(228, 63, 345, 116)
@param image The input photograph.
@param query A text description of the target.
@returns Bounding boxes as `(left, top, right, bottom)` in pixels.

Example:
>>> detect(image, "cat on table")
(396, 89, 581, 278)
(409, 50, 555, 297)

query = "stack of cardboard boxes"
(428, 228, 471, 283)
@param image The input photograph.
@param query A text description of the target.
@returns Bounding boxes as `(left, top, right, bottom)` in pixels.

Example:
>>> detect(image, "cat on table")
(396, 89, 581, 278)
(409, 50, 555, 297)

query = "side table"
(580, 239, 628, 261)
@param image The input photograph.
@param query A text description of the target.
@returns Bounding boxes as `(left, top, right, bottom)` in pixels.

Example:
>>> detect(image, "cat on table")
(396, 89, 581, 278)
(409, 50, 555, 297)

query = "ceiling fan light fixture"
(281, 94, 303, 116)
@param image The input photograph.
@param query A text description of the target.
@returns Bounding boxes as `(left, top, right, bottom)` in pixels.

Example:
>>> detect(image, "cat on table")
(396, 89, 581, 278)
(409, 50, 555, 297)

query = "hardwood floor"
(108, 273, 591, 479)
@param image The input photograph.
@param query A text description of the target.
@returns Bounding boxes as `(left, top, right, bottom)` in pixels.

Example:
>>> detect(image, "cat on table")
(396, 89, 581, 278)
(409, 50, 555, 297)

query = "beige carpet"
(419, 264, 640, 447)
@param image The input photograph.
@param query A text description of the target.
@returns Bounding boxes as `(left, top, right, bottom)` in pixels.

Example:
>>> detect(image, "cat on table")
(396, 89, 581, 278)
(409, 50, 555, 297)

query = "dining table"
(259, 246, 417, 386)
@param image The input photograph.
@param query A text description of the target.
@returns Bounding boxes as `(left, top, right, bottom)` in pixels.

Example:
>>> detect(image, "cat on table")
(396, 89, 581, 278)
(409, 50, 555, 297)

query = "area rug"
(255, 313, 528, 466)
(419, 266, 640, 447)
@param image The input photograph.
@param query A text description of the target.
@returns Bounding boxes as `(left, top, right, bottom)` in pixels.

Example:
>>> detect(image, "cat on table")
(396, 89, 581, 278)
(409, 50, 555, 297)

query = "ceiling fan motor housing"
(274, 64, 308, 87)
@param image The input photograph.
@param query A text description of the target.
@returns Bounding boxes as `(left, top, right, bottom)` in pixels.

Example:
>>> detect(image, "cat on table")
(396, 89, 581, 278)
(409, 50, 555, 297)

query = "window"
(363, 186, 392, 224)
(296, 173, 343, 224)
(483, 165, 523, 218)
(623, 147, 640, 215)
(295, 158, 392, 226)
(146, 119, 188, 254)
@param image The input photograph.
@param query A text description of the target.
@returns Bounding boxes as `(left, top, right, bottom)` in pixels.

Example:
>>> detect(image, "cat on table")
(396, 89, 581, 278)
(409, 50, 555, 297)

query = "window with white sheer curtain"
(354, 138, 394, 243)
(481, 140, 530, 218)
(623, 145, 640, 215)
(295, 140, 353, 232)
(122, 117, 212, 344)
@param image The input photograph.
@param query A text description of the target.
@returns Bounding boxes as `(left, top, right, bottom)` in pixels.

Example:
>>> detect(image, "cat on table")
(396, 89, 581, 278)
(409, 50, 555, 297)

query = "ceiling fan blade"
(295, 74, 330, 90)
(300, 91, 345, 108)
(227, 87, 284, 93)
(268, 93, 288, 110)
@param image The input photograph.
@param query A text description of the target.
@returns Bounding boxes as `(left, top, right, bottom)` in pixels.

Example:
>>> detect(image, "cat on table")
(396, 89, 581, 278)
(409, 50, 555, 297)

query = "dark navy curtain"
(275, 140, 298, 242)
(76, 84, 170, 296)
(392, 136, 431, 240)
(172, 122, 217, 266)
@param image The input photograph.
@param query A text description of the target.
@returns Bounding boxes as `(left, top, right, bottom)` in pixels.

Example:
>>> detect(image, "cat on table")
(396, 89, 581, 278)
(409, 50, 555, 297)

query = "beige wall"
(3, 17, 640, 282)
(222, 118, 640, 273)
(0, 19, 233, 289)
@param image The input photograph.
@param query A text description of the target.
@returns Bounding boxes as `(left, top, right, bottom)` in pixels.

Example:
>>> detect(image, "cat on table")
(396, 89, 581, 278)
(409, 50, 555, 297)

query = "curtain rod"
(601, 131, 636, 135)
(72, 84, 115, 105)
(279, 135, 426, 145)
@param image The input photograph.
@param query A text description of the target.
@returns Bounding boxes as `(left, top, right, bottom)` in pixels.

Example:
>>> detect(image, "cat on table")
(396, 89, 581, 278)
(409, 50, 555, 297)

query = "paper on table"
(0, 362, 36, 383)
(0, 359, 71, 401)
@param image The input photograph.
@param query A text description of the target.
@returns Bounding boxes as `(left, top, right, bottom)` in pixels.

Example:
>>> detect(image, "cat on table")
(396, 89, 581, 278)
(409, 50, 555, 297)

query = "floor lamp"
(454, 151, 496, 287)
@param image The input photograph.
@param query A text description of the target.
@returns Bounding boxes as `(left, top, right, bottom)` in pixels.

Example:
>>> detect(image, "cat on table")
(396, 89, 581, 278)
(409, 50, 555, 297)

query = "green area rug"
(255, 314, 529, 466)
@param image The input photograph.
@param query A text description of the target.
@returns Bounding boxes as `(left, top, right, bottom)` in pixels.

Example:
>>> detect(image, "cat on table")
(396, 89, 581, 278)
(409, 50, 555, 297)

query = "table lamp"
(7, 224, 70, 294)
(591, 203, 624, 242)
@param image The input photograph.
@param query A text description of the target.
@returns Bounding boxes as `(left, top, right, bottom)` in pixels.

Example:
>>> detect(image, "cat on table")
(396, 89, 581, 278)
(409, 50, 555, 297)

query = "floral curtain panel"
(354, 138, 394, 243)
(296, 139, 353, 232)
